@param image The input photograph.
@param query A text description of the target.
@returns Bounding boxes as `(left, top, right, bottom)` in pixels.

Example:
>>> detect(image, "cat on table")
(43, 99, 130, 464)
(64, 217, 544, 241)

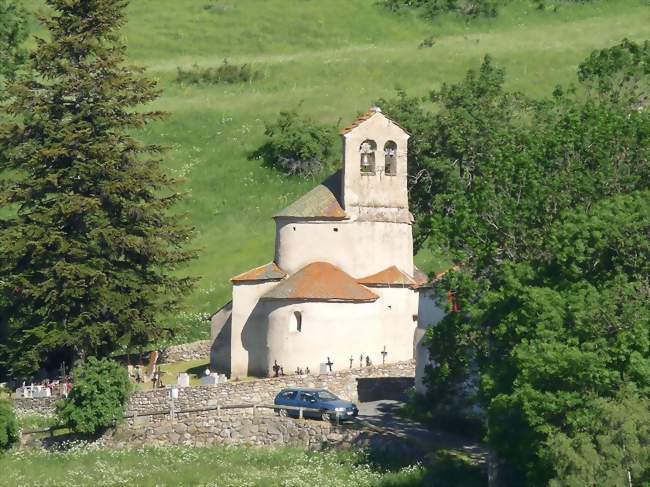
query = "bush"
(57, 357, 131, 435)
(380, 0, 505, 19)
(254, 109, 338, 177)
(0, 400, 18, 451)
(176, 59, 262, 85)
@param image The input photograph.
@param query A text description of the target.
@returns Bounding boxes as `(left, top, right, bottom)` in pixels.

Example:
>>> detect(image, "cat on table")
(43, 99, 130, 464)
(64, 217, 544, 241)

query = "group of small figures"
(351, 355, 373, 368)
(128, 364, 165, 389)
(272, 360, 312, 377)
(294, 366, 311, 376)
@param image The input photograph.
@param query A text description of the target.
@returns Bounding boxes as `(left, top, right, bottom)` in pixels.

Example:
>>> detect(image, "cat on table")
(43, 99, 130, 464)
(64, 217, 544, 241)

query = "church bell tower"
(340, 107, 411, 223)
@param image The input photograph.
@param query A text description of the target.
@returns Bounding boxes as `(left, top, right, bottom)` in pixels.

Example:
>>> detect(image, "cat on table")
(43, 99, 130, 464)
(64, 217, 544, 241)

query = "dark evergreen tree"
(0, 0, 195, 376)
(0, 0, 28, 96)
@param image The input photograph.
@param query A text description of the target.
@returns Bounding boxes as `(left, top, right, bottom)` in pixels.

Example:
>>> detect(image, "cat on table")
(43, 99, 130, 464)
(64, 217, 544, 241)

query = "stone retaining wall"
(12, 360, 415, 420)
(102, 414, 406, 453)
(13, 397, 57, 417)
(127, 360, 415, 417)
(160, 340, 211, 363)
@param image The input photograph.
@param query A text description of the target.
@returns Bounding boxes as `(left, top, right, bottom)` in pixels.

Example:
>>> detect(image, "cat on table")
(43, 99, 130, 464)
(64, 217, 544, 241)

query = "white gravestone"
(202, 373, 220, 386)
(177, 373, 190, 388)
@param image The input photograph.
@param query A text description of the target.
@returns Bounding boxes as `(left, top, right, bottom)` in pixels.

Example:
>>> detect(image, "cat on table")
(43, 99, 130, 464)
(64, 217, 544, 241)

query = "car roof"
(279, 387, 327, 393)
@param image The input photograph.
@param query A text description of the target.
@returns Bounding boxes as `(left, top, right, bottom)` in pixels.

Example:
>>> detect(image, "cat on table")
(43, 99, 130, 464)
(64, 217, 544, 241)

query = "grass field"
(0, 444, 487, 487)
(20, 0, 650, 341)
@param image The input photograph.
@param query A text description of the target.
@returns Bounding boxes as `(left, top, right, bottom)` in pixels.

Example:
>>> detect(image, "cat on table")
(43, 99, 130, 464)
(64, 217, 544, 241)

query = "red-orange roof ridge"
(357, 266, 417, 287)
(340, 107, 411, 136)
(262, 262, 378, 302)
(231, 262, 287, 283)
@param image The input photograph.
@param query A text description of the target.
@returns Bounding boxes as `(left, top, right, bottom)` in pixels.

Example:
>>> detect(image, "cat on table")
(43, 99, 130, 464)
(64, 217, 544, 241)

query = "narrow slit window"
(384, 141, 397, 175)
(291, 311, 302, 332)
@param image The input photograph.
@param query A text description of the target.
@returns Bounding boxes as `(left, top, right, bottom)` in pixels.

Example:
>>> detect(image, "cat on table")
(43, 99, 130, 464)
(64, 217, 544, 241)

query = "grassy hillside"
(20, 0, 650, 341)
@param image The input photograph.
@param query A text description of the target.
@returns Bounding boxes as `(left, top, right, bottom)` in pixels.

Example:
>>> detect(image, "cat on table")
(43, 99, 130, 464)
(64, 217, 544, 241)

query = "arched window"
(384, 141, 397, 175)
(290, 311, 302, 332)
(359, 139, 376, 174)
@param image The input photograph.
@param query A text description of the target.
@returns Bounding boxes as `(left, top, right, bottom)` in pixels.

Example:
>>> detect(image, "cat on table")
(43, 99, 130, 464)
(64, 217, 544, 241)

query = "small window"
(333, 227, 338, 232)
(291, 311, 302, 332)
(359, 139, 377, 174)
(384, 141, 397, 175)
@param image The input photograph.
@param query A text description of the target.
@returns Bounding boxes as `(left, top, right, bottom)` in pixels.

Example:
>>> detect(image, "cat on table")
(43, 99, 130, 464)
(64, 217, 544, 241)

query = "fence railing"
(135, 402, 349, 424)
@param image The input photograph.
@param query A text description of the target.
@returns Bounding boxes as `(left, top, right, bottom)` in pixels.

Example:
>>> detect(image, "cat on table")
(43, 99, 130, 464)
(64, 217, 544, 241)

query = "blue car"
(274, 388, 359, 421)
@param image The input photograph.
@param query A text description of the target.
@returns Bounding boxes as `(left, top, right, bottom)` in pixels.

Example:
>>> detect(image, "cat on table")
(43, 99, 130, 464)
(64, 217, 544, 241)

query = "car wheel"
(321, 411, 331, 422)
(279, 408, 288, 418)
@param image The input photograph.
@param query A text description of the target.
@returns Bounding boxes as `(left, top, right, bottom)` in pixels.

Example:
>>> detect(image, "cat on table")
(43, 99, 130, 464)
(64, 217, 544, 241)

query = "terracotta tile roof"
(357, 266, 417, 287)
(231, 262, 287, 283)
(340, 109, 376, 135)
(262, 262, 379, 302)
(340, 107, 410, 136)
(413, 266, 429, 288)
(412, 265, 462, 289)
(274, 171, 347, 220)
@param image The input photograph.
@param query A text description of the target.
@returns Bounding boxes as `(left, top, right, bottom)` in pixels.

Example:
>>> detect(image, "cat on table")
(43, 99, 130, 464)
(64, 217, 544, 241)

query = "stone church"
(210, 107, 444, 379)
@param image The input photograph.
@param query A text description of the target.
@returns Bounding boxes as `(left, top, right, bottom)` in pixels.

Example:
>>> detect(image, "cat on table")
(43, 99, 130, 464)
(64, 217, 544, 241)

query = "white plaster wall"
(342, 113, 409, 212)
(255, 289, 418, 377)
(414, 289, 446, 394)
(230, 281, 281, 378)
(274, 219, 413, 277)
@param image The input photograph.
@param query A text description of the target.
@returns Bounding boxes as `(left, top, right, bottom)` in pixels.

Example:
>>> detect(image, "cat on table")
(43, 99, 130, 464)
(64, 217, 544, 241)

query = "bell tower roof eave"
(339, 110, 411, 138)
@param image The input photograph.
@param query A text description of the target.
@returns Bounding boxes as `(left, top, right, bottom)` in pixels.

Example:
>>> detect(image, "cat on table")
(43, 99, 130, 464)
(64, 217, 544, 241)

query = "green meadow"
(21, 0, 650, 340)
(0, 444, 489, 487)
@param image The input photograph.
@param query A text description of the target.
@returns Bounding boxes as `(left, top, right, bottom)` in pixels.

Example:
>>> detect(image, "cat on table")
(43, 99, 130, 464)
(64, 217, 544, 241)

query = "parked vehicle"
(274, 388, 359, 421)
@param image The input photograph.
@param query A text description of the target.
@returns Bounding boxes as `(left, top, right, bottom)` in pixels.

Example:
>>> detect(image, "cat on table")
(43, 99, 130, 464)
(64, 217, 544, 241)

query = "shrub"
(254, 109, 338, 177)
(380, 0, 506, 19)
(57, 357, 131, 435)
(0, 400, 18, 451)
(418, 34, 436, 48)
(176, 59, 261, 85)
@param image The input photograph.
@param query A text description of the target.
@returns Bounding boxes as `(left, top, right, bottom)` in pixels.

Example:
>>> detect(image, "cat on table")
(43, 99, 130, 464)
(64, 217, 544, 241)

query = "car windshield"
(317, 391, 339, 401)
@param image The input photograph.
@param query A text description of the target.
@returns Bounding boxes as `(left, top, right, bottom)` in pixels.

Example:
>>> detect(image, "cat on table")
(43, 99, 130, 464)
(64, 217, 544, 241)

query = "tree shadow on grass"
(364, 447, 487, 487)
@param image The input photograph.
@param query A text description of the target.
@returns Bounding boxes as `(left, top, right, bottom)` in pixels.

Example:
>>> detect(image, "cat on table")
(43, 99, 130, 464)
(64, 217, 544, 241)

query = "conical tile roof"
(262, 262, 378, 302)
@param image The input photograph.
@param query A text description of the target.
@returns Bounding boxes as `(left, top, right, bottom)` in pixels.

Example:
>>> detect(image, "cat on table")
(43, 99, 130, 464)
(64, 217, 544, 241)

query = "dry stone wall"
(127, 360, 415, 417)
(13, 397, 57, 417)
(160, 340, 211, 363)
(102, 414, 408, 453)
(12, 360, 415, 421)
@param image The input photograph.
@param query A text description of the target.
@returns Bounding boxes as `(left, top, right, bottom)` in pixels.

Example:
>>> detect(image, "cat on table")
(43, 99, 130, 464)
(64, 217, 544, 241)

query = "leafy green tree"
(0, 0, 28, 96)
(0, 0, 195, 376)
(380, 39, 650, 484)
(57, 357, 130, 434)
(0, 399, 18, 451)
(545, 394, 650, 487)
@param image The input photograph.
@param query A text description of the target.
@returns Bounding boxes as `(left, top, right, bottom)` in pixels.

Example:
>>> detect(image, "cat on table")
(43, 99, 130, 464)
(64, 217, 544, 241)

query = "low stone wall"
(160, 340, 211, 364)
(11, 360, 415, 421)
(102, 414, 403, 452)
(13, 397, 57, 417)
(127, 360, 415, 417)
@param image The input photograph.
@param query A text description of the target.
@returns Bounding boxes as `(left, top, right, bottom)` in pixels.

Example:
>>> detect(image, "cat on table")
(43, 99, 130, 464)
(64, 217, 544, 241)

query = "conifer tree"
(0, 0, 28, 96)
(0, 0, 195, 376)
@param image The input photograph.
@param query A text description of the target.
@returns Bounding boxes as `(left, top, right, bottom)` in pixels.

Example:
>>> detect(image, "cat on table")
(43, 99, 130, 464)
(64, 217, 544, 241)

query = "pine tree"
(0, 0, 195, 376)
(0, 0, 28, 96)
